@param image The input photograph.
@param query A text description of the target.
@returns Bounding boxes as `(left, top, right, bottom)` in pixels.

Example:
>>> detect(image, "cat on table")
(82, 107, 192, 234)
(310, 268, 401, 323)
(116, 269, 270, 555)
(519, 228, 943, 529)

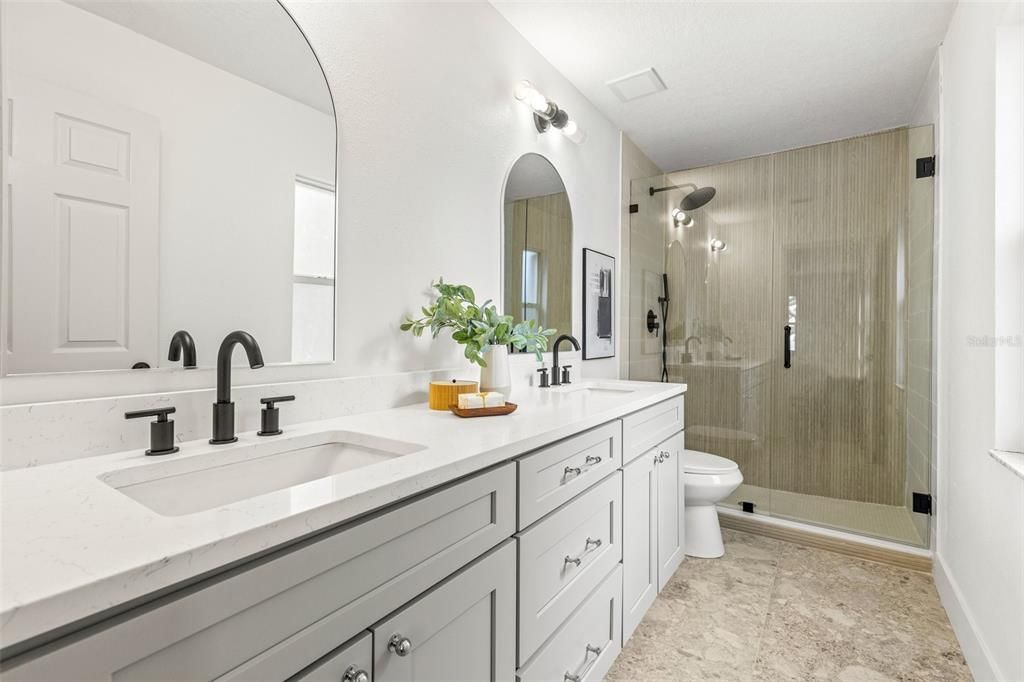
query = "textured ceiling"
(67, 0, 333, 114)
(492, 1, 954, 171)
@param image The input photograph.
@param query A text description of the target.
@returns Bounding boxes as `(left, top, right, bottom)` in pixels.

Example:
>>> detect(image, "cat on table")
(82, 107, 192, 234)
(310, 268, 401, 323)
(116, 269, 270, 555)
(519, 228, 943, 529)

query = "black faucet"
(550, 334, 580, 386)
(210, 331, 264, 444)
(167, 330, 197, 368)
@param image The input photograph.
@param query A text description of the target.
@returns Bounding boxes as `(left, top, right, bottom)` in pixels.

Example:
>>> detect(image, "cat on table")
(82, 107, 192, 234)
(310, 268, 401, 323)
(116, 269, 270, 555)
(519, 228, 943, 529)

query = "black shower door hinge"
(629, 203, 639, 214)
(916, 156, 936, 178)
(912, 492, 933, 515)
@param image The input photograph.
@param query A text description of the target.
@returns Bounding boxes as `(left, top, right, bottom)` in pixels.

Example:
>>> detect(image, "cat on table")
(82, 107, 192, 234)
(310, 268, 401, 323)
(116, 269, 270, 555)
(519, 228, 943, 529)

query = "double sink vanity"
(0, 381, 686, 681)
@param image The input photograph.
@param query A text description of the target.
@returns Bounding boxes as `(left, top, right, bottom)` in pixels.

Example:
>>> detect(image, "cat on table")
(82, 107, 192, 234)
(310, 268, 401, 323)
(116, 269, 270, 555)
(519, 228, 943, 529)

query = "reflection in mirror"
(502, 154, 572, 347)
(3, 0, 336, 374)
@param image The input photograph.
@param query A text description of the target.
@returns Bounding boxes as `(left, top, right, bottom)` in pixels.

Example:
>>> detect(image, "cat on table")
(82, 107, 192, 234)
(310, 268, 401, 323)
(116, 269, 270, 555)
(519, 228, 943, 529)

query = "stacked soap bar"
(457, 392, 506, 409)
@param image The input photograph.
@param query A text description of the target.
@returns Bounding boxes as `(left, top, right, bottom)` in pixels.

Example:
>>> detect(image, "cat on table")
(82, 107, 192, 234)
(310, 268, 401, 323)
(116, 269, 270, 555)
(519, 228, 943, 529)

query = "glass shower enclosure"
(627, 127, 935, 547)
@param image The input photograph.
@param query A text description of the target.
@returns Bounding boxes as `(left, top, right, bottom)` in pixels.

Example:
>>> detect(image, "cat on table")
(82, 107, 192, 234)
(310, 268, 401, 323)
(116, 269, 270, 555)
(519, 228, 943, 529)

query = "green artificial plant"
(400, 279, 556, 367)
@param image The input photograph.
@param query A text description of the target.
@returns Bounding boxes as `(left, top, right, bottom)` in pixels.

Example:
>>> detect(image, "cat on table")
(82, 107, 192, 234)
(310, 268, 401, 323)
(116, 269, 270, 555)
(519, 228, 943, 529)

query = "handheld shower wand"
(658, 273, 669, 382)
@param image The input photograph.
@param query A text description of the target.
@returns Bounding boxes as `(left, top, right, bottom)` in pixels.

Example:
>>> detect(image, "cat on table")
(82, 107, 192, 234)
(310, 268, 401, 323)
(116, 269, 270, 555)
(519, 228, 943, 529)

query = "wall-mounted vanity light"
(513, 80, 586, 144)
(710, 238, 728, 253)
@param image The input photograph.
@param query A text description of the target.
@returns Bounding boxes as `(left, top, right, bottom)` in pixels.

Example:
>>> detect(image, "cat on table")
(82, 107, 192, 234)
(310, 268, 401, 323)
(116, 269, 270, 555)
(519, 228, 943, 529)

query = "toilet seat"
(682, 449, 739, 475)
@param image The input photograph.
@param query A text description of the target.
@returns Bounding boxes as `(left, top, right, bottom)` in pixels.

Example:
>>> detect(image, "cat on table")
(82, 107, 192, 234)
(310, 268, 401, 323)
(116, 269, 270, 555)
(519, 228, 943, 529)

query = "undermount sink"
(555, 383, 636, 396)
(100, 431, 425, 516)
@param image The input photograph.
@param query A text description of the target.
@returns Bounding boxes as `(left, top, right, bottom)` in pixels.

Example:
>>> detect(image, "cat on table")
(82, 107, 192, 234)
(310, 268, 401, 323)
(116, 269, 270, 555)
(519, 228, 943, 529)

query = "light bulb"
(513, 80, 535, 101)
(530, 93, 551, 116)
(562, 120, 578, 136)
(682, 216, 694, 228)
(710, 239, 727, 252)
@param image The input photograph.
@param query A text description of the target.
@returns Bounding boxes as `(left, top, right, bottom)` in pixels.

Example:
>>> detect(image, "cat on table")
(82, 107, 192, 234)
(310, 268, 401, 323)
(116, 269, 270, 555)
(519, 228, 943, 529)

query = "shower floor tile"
(724, 483, 924, 546)
(606, 530, 970, 682)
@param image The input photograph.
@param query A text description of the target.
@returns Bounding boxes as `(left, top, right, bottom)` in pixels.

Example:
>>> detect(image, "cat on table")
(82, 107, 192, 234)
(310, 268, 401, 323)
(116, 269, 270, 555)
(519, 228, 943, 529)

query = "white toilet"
(682, 450, 743, 558)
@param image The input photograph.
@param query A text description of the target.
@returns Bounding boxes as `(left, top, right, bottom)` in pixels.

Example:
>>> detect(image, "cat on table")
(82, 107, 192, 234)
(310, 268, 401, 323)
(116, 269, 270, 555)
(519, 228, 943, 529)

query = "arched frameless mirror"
(502, 154, 572, 347)
(2, 0, 336, 375)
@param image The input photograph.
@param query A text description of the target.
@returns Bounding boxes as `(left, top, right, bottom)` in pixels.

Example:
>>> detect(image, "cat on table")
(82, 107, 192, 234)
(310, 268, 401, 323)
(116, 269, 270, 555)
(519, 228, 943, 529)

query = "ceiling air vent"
(606, 67, 667, 103)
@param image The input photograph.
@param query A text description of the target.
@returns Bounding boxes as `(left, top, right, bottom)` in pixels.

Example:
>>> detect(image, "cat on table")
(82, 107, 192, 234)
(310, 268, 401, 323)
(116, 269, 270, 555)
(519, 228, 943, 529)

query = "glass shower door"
(766, 128, 929, 546)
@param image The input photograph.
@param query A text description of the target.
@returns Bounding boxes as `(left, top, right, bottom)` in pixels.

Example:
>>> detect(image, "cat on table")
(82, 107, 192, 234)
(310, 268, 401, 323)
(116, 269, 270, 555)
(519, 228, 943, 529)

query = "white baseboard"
(933, 553, 1002, 681)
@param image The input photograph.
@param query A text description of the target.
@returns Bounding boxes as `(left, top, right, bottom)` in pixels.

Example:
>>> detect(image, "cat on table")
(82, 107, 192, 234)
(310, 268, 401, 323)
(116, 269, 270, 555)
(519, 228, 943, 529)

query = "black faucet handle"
(561, 365, 573, 385)
(260, 395, 295, 408)
(536, 367, 550, 388)
(125, 406, 176, 422)
(258, 395, 295, 437)
(125, 407, 179, 456)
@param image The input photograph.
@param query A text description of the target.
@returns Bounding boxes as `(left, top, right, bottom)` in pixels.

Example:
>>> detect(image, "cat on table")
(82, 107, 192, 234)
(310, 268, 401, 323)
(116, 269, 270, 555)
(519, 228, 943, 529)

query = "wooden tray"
(448, 402, 518, 418)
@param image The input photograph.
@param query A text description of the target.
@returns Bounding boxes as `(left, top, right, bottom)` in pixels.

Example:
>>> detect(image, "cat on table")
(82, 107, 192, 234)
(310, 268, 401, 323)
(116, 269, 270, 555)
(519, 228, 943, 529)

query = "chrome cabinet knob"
(388, 634, 412, 657)
(342, 665, 370, 682)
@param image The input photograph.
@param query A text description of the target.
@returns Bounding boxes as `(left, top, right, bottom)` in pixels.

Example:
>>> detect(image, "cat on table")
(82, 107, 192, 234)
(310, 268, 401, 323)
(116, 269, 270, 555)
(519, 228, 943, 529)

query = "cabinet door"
(372, 540, 515, 682)
(621, 450, 658, 643)
(656, 432, 686, 590)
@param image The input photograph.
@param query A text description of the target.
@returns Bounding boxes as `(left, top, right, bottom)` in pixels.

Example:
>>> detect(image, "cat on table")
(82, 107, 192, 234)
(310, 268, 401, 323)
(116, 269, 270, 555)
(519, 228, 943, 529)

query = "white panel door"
(373, 540, 516, 682)
(656, 431, 686, 590)
(621, 448, 658, 643)
(5, 74, 159, 373)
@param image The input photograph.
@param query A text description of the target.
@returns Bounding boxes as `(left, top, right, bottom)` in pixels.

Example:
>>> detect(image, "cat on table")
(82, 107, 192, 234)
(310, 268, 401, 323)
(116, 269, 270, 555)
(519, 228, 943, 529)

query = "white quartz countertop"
(0, 380, 684, 650)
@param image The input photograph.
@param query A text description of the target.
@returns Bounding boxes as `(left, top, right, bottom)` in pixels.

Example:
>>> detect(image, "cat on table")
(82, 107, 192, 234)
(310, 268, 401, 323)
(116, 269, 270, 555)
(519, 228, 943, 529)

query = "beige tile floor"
(607, 530, 970, 682)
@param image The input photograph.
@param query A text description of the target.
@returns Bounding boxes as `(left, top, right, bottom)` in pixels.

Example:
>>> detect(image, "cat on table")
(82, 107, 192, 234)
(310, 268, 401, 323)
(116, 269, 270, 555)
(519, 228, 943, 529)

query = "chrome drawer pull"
(584, 454, 602, 466)
(565, 537, 602, 568)
(564, 642, 603, 681)
(388, 634, 412, 657)
(342, 666, 370, 682)
(563, 466, 582, 478)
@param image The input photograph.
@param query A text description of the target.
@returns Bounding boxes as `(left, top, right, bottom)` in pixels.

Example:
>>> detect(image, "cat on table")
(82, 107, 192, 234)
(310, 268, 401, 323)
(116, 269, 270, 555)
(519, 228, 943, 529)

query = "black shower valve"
(646, 309, 660, 335)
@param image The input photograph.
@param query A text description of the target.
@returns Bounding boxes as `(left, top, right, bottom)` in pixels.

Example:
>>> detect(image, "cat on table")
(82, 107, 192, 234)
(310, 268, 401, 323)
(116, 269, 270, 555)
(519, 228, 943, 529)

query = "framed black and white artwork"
(582, 248, 615, 359)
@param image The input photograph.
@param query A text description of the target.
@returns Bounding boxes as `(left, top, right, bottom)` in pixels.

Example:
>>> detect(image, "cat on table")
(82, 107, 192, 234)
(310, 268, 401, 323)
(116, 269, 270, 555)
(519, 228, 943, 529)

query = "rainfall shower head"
(681, 186, 716, 211)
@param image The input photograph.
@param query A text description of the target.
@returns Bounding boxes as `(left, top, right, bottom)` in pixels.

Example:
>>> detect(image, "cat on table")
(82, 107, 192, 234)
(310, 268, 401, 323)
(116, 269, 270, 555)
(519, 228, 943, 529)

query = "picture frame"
(582, 248, 615, 360)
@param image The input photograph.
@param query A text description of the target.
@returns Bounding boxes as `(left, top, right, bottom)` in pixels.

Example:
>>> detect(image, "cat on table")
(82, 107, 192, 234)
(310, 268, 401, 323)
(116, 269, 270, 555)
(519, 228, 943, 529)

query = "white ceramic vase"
(479, 345, 512, 398)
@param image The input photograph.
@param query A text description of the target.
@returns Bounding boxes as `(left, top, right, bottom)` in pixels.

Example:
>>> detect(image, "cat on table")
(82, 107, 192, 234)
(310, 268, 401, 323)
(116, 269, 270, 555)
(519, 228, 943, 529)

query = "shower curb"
(719, 508, 933, 573)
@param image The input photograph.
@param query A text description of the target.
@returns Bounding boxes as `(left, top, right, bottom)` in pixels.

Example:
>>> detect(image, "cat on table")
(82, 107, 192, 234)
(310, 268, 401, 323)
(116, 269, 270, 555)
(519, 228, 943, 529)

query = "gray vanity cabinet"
(3, 464, 515, 681)
(373, 540, 516, 682)
(620, 403, 686, 644)
(656, 431, 686, 590)
(293, 631, 373, 682)
(621, 449, 658, 641)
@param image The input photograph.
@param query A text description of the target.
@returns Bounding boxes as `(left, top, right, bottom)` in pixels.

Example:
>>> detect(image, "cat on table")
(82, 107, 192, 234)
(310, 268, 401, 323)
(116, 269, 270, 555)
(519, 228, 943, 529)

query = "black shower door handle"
(783, 325, 792, 368)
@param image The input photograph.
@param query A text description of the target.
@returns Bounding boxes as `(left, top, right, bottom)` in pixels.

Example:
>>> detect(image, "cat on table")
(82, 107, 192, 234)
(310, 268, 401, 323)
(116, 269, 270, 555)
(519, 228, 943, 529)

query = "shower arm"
(649, 182, 698, 196)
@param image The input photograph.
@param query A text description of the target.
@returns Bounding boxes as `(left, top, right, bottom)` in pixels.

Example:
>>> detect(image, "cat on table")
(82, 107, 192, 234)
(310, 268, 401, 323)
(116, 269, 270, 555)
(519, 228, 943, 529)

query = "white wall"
(5, 1, 335, 366)
(289, 1, 622, 381)
(932, 3, 1024, 680)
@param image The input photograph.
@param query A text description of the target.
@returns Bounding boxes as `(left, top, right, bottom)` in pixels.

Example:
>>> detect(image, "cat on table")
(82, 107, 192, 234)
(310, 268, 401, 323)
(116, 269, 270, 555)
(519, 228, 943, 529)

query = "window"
(521, 249, 540, 324)
(291, 177, 335, 363)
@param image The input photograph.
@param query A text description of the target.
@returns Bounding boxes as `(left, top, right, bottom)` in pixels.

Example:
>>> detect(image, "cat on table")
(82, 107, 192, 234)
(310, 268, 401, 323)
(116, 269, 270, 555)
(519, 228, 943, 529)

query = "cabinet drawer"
(517, 421, 621, 530)
(6, 464, 516, 682)
(621, 396, 684, 465)
(291, 631, 372, 682)
(372, 540, 516, 682)
(517, 472, 622, 664)
(517, 564, 622, 682)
